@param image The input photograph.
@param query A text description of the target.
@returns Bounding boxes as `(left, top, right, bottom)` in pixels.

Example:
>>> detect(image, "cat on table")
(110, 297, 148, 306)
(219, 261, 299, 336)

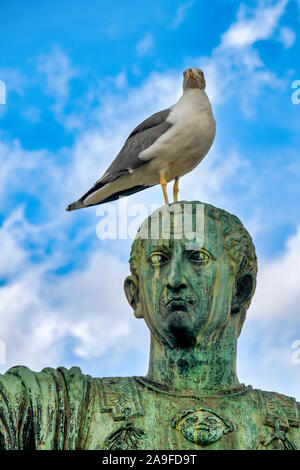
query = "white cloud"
(191, 0, 288, 116)
(278, 26, 296, 47)
(51, 250, 146, 360)
(237, 224, 300, 399)
(28, 0, 290, 161)
(181, 148, 249, 206)
(250, 225, 300, 321)
(171, 0, 194, 29)
(21, 106, 41, 123)
(0, 137, 69, 221)
(114, 70, 127, 89)
(37, 46, 78, 116)
(235, 224, 300, 400)
(0, 139, 43, 201)
(0, 67, 26, 116)
(0, 67, 26, 96)
(238, 321, 300, 399)
(221, 0, 288, 49)
(0, 206, 147, 372)
(136, 33, 155, 57)
(0, 212, 28, 278)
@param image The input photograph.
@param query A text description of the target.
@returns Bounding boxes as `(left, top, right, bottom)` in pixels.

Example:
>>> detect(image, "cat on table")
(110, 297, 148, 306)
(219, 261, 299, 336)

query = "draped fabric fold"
(0, 365, 92, 450)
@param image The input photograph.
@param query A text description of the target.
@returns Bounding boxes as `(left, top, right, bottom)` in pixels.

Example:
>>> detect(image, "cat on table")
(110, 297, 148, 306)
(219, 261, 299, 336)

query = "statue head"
(124, 201, 257, 349)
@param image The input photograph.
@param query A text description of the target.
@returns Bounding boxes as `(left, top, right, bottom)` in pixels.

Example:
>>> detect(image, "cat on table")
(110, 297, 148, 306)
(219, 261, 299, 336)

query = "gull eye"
(149, 252, 169, 266)
(188, 249, 211, 264)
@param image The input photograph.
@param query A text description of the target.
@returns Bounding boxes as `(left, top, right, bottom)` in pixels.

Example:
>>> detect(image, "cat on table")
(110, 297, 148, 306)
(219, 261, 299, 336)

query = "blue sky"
(0, 0, 299, 399)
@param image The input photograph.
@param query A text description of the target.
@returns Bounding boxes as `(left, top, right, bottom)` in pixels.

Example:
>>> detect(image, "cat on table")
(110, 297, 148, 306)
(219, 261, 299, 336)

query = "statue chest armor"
(85, 377, 300, 450)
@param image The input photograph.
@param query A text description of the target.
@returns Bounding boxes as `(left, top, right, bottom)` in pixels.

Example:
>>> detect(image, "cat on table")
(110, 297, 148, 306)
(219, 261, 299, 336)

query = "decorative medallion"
(172, 407, 233, 446)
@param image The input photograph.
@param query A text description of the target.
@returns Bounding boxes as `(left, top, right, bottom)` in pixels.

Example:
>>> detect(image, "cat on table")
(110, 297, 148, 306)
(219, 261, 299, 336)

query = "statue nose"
(166, 259, 187, 290)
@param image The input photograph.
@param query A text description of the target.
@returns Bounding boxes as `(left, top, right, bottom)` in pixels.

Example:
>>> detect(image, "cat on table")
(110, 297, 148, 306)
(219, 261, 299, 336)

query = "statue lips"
(163, 298, 194, 316)
(197, 424, 210, 431)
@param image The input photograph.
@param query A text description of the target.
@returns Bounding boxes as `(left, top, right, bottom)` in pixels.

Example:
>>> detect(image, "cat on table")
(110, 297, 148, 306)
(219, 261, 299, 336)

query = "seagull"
(66, 67, 215, 211)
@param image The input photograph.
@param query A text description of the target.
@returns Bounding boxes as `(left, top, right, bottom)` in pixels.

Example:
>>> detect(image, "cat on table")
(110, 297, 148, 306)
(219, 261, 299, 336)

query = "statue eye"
(206, 416, 218, 424)
(149, 252, 169, 265)
(188, 250, 211, 264)
(187, 415, 198, 423)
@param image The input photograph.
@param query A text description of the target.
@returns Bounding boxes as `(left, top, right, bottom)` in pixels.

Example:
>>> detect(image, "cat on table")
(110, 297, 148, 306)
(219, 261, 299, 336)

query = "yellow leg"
(173, 177, 179, 202)
(160, 172, 169, 204)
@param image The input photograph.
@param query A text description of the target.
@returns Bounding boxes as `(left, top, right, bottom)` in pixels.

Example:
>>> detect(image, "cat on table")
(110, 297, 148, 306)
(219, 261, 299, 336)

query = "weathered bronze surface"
(0, 201, 299, 450)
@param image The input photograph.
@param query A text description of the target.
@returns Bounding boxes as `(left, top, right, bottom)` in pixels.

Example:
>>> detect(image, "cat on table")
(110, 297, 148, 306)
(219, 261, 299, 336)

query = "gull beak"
(187, 70, 197, 80)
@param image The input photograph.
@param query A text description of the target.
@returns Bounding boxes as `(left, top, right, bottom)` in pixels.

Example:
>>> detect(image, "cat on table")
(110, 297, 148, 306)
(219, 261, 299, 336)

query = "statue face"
(135, 213, 236, 348)
(174, 409, 230, 445)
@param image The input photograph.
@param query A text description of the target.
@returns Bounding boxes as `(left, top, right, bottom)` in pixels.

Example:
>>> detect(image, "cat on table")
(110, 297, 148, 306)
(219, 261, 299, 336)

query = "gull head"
(183, 67, 206, 91)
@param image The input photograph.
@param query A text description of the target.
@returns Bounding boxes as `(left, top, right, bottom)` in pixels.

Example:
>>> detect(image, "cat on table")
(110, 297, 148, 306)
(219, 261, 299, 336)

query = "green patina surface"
(0, 201, 299, 450)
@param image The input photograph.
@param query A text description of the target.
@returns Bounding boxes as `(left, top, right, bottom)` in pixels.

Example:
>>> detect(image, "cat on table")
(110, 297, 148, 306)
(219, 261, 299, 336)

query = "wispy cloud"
(37, 46, 78, 117)
(238, 223, 300, 399)
(278, 26, 296, 48)
(195, 0, 288, 117)
(21, 106, 41, 123)
(221, 0, 288, 48)
(0, 67, 27, 96)
(251, 225, 300, 321)
(171, 0, 194, 29)
(0, 207, 147, 373)
(136, 32, 155, 57)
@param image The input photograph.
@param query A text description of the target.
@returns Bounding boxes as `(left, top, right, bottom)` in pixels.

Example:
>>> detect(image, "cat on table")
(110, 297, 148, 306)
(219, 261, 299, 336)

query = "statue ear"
(124, 275, 143, 319)
(231, 273, 254, 315)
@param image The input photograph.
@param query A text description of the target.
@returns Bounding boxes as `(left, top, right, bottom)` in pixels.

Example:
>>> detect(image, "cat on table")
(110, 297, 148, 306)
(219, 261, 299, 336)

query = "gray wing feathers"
(77, 108, 172, 202)
(127, 108, 172, 139)
(100, 108, 172, 183)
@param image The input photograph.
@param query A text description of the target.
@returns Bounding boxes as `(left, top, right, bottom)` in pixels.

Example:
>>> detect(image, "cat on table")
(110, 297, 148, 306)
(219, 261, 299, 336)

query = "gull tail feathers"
(66, 200, 87, 211)
(66, 184, 151, 211)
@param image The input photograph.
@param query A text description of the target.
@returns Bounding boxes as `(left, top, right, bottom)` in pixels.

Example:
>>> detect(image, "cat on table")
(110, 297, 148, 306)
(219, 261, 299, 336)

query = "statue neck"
(145, 325, 240, 394)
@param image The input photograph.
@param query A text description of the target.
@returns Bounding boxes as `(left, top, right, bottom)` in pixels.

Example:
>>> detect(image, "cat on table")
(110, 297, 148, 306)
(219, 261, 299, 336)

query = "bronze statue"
(0, 201, 299, 450)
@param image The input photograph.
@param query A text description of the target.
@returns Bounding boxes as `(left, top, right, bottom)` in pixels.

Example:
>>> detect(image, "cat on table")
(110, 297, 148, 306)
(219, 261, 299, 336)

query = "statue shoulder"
(1, 364, 91, 417)
(0, 365, 95, 449)
(3, 364, 39, 382)
(2, 364, 89, 388)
